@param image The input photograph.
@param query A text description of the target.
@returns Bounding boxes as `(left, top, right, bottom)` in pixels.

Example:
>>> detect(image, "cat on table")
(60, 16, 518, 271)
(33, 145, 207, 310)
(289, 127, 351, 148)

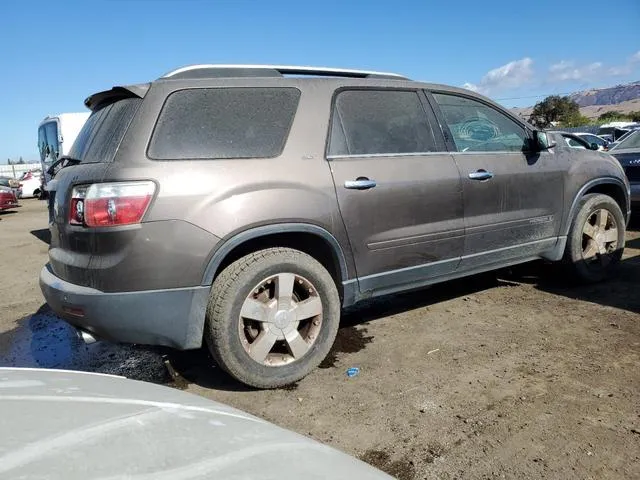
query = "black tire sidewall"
(206, 249, 340, 388)
(566, 194, 625, 282)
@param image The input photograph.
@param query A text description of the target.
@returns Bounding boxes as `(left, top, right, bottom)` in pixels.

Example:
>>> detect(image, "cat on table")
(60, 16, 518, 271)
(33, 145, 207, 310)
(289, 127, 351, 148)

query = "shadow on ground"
(30, 228, 51, 245)
(498, 217, 640, 314)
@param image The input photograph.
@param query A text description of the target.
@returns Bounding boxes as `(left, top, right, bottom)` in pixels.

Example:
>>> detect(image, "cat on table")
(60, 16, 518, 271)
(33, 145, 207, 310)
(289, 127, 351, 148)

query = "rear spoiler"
(84, 84, 150, 111)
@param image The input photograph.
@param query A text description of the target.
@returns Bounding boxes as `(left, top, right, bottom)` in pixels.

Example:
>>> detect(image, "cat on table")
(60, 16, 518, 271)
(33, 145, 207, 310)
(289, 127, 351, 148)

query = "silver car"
(0, 368, 391, 479)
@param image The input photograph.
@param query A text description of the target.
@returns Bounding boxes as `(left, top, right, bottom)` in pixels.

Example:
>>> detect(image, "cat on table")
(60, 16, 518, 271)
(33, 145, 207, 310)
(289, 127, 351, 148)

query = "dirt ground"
(1, 199, 639, 480)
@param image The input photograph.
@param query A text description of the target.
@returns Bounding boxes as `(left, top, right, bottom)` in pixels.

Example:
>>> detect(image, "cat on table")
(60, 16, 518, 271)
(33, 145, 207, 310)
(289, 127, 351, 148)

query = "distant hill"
(569, 81, 640, 107)
(511, 80, 640, 120)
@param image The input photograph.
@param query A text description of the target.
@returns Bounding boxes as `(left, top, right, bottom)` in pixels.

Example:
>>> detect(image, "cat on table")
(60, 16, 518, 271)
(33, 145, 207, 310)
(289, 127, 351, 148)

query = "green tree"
(628, 111, 640, 122)
(598, 111, 630, 122)
(17, 156, 24, 164)
(563, 114, 592, 128)
(530, 95, 582, 128)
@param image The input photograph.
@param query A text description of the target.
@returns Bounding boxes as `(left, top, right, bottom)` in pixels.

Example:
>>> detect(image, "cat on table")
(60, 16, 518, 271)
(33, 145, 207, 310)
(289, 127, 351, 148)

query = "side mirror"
(589, 143, 599, 151)
(532, 130, 556, 152)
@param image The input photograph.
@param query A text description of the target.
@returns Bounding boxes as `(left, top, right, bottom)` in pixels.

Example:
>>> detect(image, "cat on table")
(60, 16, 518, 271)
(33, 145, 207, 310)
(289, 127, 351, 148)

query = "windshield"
(69, 97, 142, 163)
(611, 130, 640, 150)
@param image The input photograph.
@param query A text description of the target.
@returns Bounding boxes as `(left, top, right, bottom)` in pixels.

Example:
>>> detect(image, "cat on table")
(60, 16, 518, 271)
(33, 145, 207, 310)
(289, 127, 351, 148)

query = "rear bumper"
(39, 265, 209, 349)
(0, 201, 19, 211)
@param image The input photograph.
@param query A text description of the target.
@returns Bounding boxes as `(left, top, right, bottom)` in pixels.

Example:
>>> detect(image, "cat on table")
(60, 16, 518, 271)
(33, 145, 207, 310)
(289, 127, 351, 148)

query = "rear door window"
(328, 90, 436, 156)
(69, 97, 142, 163)
(148, 88, 301, 160)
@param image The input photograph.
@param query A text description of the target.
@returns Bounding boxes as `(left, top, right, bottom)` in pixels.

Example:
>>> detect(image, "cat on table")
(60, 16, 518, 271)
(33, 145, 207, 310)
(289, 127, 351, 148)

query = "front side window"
(148, 88, 300, 160)
(433, 93, 528, 153)
(328, 90, 436, 156)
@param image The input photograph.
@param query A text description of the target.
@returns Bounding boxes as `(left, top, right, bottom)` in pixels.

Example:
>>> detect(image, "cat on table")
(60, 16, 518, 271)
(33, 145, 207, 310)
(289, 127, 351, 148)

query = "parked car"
(0, 185, 19, 211)
(40, 64, 630, 388)
(606, 127, 640, 150)
(0, 367, 392, 479)
(574, 132, 610, 151)
(609, 129, 640, 207)
(548, 131, 597, 150)
(597, 125, 633, 142)
(17, 170, 44, 199)
(0, 176, 21, 197)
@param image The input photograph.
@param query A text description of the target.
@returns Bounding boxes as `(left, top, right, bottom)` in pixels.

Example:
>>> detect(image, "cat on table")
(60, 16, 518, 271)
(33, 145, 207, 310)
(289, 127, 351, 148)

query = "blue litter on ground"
(346, 367, 360, 378)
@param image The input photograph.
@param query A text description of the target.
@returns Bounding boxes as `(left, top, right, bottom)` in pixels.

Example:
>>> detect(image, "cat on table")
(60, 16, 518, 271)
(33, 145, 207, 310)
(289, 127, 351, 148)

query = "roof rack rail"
(160, 64, 409, 80)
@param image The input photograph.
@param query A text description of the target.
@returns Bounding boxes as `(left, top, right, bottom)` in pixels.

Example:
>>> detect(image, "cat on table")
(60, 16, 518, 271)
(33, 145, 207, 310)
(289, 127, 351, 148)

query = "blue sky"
(3, 0, 639, 161)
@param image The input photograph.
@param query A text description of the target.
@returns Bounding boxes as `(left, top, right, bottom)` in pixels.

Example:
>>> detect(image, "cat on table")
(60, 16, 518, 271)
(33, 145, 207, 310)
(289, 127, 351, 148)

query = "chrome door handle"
(468, 170, 494, 181)
(344, 178, 377, 190)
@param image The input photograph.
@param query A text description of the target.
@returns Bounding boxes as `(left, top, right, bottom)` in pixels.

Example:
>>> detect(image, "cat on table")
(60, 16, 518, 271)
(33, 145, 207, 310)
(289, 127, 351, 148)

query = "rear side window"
(148, 88, 301, 160)
(70, 97, 141, 163)
(328, 90, 436, 156)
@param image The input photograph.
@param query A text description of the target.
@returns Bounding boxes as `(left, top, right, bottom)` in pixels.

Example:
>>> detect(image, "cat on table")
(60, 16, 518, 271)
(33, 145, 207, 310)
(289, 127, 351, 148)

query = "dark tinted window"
(148, 88, 300, 160)
(70, 97, 142, 163)
(433, 93, 528, 152)
(329, 90, 436, 156)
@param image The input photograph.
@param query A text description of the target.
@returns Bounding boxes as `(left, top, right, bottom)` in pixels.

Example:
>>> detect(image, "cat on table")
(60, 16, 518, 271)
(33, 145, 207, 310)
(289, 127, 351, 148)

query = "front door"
(429, 92, 564, 269)
(326, 89, 464, 295)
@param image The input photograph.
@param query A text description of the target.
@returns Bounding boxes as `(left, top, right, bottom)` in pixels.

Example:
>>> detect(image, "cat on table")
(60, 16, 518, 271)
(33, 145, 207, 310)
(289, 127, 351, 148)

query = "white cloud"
(462, 82, 480, 92)
(549, 51, 640, 82)
(462, 57, 533, 94)
(549, 61, 602, 81)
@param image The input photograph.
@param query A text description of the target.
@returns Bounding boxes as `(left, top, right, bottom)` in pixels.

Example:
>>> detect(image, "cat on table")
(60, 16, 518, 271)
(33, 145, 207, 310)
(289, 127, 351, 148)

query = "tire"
(204, 247, 340, 389)
(564, 193, 625, 283)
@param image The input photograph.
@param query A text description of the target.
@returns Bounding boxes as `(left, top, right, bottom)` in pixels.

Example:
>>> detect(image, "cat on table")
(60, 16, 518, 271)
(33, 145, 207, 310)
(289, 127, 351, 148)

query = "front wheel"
(564, 193, 625, 283)
(204, 248, 341, 389)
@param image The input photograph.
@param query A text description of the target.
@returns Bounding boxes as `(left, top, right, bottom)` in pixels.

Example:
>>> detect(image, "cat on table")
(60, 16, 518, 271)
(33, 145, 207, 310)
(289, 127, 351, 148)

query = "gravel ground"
(1, 199, 639, 479)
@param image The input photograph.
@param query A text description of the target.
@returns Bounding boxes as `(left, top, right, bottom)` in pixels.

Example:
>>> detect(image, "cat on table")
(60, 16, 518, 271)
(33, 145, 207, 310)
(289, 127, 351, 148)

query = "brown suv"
(40, 65, 631, 388)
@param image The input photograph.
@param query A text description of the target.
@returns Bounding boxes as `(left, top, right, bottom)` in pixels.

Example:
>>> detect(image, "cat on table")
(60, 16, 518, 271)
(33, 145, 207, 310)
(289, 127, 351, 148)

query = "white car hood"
(0, 368, 390, 480)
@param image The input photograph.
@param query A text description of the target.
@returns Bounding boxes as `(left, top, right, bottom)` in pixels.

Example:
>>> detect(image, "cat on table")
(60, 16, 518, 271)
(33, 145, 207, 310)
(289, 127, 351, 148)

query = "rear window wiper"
(47, 156, 82, 176)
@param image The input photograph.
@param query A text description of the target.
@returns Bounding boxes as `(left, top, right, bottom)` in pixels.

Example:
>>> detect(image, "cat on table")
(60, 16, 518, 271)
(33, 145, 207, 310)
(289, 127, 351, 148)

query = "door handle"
(468, 170, 494, 181)
(344, 178, 377, 190)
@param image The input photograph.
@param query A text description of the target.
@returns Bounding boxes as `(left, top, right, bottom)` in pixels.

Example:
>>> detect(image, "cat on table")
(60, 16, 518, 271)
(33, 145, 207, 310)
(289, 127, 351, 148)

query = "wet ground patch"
(319, 325, 374, 368)
(359, 450, 416, 480)
(0, 305, 166, 383)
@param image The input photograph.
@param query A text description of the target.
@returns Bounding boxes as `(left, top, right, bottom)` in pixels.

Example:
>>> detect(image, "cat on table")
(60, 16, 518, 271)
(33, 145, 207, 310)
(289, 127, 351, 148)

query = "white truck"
(38, 112, 90, 192)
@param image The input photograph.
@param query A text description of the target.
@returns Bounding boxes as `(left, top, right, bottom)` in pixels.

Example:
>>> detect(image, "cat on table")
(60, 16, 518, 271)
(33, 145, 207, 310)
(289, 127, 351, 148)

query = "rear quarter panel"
(109, 79, 356, 285)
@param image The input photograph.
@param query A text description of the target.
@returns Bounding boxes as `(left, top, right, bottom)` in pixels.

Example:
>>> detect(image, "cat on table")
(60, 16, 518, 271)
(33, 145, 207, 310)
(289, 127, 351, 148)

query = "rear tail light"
(69, 181, 155, 227)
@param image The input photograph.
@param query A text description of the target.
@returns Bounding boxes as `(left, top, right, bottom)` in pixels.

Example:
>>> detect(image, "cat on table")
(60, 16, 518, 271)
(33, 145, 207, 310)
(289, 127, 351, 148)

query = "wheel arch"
(201, 223, 354, 304)
(563, 177, 629, 237)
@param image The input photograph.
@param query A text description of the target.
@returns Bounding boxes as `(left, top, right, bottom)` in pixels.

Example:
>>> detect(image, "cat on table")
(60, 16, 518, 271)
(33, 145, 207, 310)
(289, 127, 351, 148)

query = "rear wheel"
(204, 248, 340, 388)
(564, 193, 625, 283)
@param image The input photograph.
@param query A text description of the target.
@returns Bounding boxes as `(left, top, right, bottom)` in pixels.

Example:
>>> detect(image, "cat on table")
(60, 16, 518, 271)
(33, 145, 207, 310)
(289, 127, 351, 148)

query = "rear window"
(69, 97, 142, 163)
(328, 89, 436, 156)
(148, 88, 300, 160)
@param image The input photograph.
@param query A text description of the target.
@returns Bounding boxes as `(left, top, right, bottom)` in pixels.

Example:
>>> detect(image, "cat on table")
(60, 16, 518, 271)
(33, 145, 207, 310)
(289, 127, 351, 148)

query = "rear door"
(327, 89, 464, 295)
(428, 91, 564, 269)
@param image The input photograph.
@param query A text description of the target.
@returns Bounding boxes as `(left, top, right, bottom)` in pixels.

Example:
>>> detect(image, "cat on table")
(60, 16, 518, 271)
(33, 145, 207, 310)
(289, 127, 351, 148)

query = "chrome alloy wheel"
(238, 273, 323, 366)
(581, 208, 619, 266)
